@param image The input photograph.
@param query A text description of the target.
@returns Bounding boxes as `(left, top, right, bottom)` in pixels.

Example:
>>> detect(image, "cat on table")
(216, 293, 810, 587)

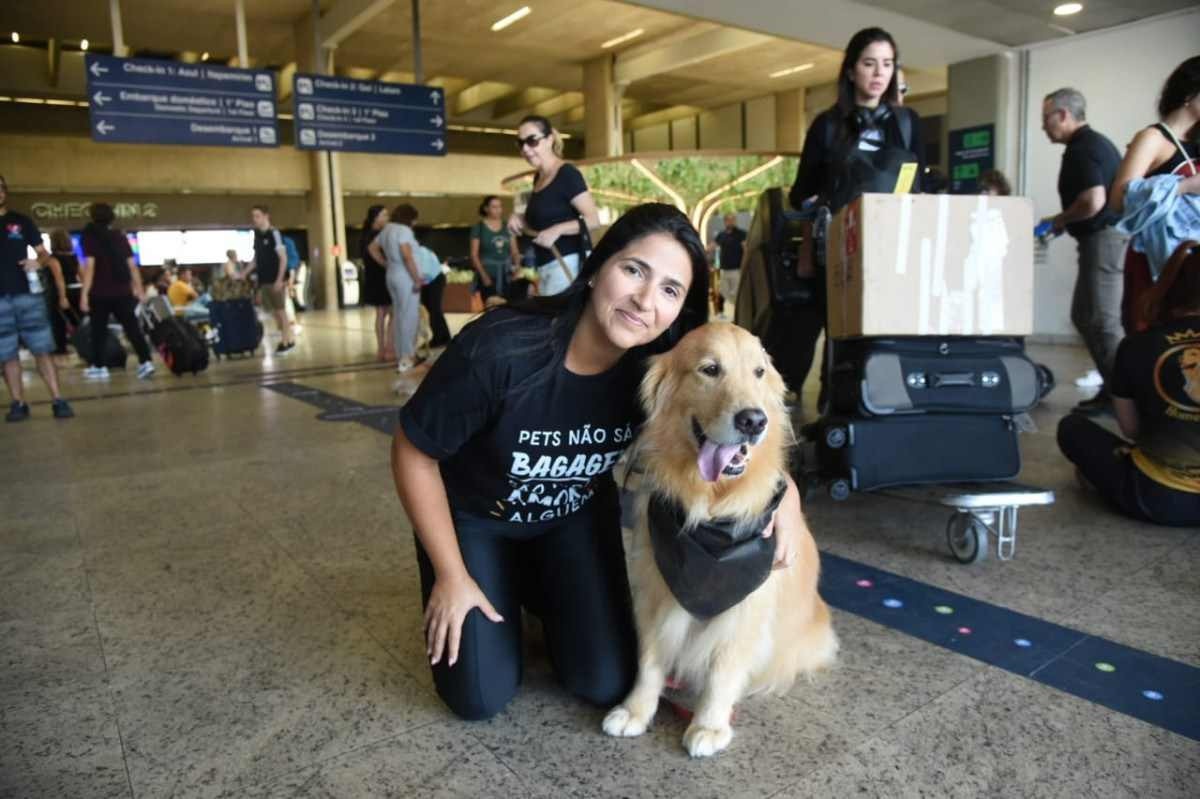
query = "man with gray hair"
(1042, 87, 1127, 415)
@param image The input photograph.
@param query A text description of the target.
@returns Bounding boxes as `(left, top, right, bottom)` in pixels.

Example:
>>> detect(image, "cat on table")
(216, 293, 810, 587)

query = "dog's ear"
(640, 352, 678, 419)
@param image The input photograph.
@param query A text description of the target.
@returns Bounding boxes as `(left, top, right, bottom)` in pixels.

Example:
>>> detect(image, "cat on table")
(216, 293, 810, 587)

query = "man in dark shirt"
(242, 205, 293, 355)
(1043, 87, 1128, 414)
(708, 214, 746, 318)
(0, 175, 73, 421)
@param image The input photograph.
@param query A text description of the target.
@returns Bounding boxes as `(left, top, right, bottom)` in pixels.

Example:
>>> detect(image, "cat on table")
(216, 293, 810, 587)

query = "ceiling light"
(769, 63, 814, 79)
(11, 32, 19, 43)
(491, 6, 531, 32)
(80, 38, 89, 51)
(201, 51, 210, 61)
(602, 28, 644, 49)
(1053, 3, 1083, 15)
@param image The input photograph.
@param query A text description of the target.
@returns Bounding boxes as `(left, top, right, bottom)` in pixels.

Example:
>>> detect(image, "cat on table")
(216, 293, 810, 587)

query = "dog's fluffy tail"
(756, 598, 840, 695)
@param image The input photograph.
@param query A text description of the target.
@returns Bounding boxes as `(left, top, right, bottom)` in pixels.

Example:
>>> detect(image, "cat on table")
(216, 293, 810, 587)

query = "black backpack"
(824, 106, 917, 212)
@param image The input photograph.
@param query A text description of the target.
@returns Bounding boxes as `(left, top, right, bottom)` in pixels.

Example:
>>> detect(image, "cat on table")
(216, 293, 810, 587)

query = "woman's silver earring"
(587, 279, 595, 288)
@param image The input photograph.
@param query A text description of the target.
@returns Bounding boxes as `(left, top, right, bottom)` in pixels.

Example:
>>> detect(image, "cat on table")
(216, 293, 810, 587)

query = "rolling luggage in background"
(209, 298, 263, 358)
(140, 298, 209, 375)
(829, 337, 1042, 417)
(72, 318, 127, 368)
(813, 414, 1021, 494)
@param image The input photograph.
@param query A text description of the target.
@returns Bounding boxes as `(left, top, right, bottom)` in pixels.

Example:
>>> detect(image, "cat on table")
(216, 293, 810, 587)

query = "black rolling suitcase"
(72, 318, 128, 368)
(140, 298, 209, 375)
(829, 337, 1043, 417)
(813, 414, 1021, 494)
(209, 298, 263, 357)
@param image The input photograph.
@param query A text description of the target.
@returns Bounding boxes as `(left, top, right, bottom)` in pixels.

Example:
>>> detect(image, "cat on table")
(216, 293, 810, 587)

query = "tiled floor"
(2, 307, 1197, 798)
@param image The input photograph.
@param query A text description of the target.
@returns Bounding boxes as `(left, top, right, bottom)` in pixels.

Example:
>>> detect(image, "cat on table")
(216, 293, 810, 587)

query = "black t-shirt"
(81, 225, 135, 299)
(1057, 125, 1122, 238)
(1, 211, 41, 297)
(715, 228, 747, 270)
(525, 163, 589, 266)
(789, 105, 925, 212)
(253, 227, 284, 284)
(54, 253, 80, 286)
(399, 309, 644, 525)
(1110, 316, 1200, 493)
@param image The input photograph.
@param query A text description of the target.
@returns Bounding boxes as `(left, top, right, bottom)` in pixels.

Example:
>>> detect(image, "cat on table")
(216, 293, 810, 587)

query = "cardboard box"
(826, 193, 1034, 339)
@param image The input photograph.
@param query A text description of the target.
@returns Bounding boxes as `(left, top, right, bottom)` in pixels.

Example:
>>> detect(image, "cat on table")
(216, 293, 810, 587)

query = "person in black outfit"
(80, 202, 155, 381)
(708, 213, 746, 317)
(781, 27, 925, 407)
(392, 204, 727, 721)
(45, 228, 80, 354)
(1057, 241, 1200, 526)
(507, 114, 600, 296)
(1042, 87, 1128, 415)
(359, 205, 394, 361)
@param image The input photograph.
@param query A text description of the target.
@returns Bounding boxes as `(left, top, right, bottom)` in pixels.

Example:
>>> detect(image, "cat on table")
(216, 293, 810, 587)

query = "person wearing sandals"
(471, 195, 520, 301)
(360, 205, 395, 361)
(507, 115, 600, 296)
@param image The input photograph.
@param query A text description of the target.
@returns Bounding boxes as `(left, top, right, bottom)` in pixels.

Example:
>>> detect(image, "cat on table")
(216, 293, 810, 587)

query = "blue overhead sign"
(292, 74, 446, 156)
(85, 54, 278, 148)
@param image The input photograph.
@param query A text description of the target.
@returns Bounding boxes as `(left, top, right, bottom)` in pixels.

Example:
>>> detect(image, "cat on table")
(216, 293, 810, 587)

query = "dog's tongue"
(698, 440, 742, 482)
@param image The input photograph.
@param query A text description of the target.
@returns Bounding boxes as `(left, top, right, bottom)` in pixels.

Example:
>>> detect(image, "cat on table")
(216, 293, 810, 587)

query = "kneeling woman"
(392, 204, 719, 719)
(1058, 241, 1200, 526)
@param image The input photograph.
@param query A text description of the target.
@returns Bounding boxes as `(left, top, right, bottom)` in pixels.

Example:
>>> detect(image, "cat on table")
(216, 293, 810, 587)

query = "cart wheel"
(946, 512, 988, 564)
(829, 479, 851, 502)
(824, 426, 848, 450)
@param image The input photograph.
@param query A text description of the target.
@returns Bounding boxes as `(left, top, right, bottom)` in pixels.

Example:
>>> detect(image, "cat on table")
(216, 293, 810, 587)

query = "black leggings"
(89, 294, 152, 366)
(419, 274, 451, 347)
(1057, 413, 1200, 527)
(414, 488, 637, 720)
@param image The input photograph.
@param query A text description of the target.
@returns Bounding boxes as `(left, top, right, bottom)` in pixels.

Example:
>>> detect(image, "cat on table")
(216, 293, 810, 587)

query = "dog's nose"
(734, 408, 767, 437)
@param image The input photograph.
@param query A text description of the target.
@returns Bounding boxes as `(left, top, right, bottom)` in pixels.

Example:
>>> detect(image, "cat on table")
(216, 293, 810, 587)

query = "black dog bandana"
(648, 480, 787, 620)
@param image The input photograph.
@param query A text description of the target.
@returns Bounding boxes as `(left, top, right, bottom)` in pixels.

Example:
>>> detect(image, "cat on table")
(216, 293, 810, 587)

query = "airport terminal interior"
(2, 1, 1199, 797)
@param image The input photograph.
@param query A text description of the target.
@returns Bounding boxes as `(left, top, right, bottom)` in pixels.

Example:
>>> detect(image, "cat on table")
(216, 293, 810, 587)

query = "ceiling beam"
(320, 0, 398, 50)
(455, 81, 520, 115)
(626, 105, 703, 131)
(491, 87, 559, 120)
(614, 27, 772, 86)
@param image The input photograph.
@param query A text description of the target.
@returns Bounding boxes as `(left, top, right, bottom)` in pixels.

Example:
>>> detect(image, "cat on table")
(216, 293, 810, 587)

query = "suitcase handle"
(932, 372, 976, 388)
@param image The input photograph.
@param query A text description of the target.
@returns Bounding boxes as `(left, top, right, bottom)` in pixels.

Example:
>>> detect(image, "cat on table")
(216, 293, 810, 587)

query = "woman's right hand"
(481, 273, 494, 288)
(424, 573, 504, 667)
(506, 213, 525, 236)
(80, 295, 90, 314)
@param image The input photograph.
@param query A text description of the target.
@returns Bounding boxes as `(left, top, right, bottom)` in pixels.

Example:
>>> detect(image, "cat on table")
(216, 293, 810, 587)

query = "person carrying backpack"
(780, 26, 924, 405)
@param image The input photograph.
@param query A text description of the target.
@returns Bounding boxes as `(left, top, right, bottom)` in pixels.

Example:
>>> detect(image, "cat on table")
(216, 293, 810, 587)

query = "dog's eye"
(754, 366, 765, 379)
(700, 363, 721, 377)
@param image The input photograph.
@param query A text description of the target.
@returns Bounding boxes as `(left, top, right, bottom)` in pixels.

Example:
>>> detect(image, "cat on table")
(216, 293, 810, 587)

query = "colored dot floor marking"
(882, 598, 903, 608)
(272, 385, 1200, 745)
(957, 627, 973, 635)
(1014, 638, 1032, 648)
(1095, 662, 1116, 673)
(934, 605, 954, 615)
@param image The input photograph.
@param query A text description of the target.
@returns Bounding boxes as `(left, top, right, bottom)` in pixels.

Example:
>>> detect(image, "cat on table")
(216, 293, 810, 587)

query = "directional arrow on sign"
(429, 89, 441, 104)
(92, 91, 111, 107)
(89, 61, 109, 78)
(431, 138, 444, 151)
(95, 120, 115, 135)
(430, 115, 443, 127)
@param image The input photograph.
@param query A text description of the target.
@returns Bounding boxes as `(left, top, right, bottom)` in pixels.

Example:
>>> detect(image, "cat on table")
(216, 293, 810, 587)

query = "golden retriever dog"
(604, 322, 837, 757)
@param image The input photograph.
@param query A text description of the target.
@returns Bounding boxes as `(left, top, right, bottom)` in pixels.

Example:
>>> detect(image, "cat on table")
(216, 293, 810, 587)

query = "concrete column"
(583, 55, 623, 158)
(774, 88, 806, 152)
(946, 53, 1019, 188)
(295, 10, 344, 311)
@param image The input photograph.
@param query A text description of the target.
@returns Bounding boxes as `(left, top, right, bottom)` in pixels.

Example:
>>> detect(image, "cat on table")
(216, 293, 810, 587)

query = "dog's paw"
(683, 723, 733, 758)
(602, 706, 649, 738)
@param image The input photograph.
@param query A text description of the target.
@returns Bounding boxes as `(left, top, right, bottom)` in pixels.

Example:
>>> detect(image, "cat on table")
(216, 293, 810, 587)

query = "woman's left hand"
(533, 228, 560, 249)
(761, 475, 802, 570)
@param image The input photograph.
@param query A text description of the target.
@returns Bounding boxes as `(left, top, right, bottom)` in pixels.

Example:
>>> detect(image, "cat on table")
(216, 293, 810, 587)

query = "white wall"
(1023, 8, 1200, 339)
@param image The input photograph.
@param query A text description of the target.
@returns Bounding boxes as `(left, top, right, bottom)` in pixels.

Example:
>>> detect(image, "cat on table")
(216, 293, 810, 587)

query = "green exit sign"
(964, 130, 991, 148)
(953, 163, 980, 180)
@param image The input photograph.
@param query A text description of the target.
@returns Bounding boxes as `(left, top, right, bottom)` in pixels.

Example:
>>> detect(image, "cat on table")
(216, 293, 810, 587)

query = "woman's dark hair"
(500, 203, 708, 358)
(1158, 56, 1200, 123)
(834, 27, 901, 141)
(1141, 241, 1200, 327)
(391, 203, 418, 226)
(479, 195, 501, 216)
(49, 228, 73, 253)
(978, 169, 1012, 196)
(519, 114, 564, 157)
(89, 202, 115, 227)
(361, 204, 386, 234)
